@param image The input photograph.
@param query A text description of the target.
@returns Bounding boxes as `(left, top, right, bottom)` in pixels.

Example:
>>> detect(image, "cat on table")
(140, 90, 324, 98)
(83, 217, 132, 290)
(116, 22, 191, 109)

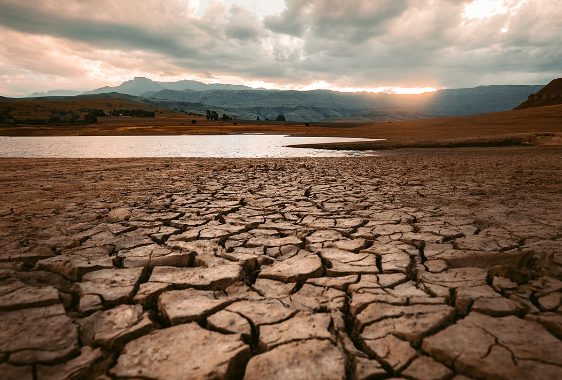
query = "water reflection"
(0, 135, 378, 158)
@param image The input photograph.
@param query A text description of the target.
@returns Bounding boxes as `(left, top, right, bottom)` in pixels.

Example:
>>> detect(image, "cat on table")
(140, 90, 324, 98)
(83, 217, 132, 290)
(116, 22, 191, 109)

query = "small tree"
(276, 113, 286, 121)
(191, 119, 197, 125)
(256, 116, 260, 121)
(205, 110, 212, 120)
(221, 113, 230, 121)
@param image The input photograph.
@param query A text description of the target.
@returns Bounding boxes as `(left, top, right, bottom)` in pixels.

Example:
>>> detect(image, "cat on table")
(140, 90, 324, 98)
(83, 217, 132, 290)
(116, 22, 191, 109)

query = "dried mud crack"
(0, 147, 561, 379)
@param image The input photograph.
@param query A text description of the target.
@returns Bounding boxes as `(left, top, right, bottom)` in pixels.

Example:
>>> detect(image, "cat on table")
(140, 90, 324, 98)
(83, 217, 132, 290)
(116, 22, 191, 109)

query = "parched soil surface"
(1, 147, 561, 379)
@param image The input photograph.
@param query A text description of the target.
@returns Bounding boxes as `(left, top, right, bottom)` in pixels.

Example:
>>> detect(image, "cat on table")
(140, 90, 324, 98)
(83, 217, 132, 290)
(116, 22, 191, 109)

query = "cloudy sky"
(0, 0, 560, 96)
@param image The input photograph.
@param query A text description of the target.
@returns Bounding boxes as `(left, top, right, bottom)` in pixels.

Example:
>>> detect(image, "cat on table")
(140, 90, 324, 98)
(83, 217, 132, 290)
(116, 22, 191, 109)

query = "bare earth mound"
(1, 147, 561, 379)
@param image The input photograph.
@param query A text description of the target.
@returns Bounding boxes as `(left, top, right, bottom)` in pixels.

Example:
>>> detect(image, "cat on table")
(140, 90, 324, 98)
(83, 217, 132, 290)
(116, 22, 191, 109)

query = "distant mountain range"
(515, 78, 562, 109)
(84, 77, 253, 96)
(30, 89, 84, 97)
(26, 77, 545, 122)
(143, 84, 543, 121)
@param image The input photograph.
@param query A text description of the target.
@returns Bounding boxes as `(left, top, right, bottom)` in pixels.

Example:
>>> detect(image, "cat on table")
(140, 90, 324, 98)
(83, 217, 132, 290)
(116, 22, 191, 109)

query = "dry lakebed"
(0, 146, 561, 379)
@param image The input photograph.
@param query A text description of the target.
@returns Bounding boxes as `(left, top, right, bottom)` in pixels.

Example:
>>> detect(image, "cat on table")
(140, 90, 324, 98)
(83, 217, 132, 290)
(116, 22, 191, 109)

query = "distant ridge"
(145, 85, 542, 121)
(515, 78, 562, 109)
(84, 77, 253, 96)
(18, 77, 544, 122)
(30, 89, 83, 97)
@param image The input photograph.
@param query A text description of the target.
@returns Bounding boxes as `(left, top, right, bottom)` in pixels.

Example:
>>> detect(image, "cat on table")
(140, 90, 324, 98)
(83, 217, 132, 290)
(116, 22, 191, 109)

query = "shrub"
(206, 110, 219, 120)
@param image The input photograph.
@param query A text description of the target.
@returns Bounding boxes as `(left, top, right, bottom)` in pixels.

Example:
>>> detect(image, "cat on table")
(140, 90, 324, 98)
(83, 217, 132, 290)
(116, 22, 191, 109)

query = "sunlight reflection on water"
(0, 135, 380, 158)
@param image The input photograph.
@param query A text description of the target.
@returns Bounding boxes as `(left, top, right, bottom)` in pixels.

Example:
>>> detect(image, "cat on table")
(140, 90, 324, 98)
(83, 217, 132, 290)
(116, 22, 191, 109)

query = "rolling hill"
(515, 78, 562, 109)
(0, 93, 177, 123)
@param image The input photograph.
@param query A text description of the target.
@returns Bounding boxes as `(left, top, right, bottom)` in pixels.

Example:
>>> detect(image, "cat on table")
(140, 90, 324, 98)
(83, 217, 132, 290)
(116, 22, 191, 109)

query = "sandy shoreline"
(1, 147, 561, 378)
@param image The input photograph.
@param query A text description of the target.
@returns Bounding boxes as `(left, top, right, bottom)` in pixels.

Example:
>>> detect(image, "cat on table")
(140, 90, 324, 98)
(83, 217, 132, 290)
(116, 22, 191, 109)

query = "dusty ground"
(1, 147, 561, 379)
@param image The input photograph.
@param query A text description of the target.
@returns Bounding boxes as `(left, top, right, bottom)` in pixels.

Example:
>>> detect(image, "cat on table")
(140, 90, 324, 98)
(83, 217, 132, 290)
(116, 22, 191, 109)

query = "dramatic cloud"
(0, 0, 560, 96)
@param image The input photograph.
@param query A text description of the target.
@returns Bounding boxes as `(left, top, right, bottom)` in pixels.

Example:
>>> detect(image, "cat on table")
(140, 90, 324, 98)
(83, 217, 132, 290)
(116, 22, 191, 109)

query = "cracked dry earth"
(1, 147, 562, 380)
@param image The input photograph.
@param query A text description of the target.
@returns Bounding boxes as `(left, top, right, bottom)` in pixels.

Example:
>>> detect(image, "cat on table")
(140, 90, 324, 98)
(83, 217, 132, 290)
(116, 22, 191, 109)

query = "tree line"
(206, 110, 286, 122)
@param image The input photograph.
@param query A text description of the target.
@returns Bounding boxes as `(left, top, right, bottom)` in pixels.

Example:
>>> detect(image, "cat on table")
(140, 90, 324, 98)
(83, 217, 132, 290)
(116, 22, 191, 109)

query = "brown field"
(1, 97, 561, 149)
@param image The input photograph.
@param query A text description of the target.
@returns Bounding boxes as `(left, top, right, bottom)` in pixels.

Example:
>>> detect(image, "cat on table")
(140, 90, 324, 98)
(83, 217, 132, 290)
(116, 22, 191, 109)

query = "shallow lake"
(0, 135, 378, 158)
